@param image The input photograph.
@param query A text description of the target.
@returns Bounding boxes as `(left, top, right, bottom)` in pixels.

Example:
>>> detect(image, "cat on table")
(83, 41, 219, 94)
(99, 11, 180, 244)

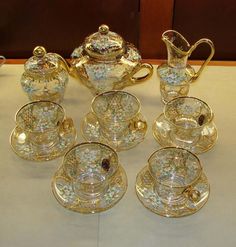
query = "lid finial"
(99, 24, 109, 35)
(33, 46, 47, 58)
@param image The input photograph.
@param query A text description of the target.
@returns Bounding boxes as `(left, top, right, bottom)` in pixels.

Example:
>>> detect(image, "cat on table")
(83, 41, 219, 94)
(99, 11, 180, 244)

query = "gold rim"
(15, 100, 65, 133)
(162, 30, 191, 56)
(152, 115, 218, 155)
(91, 90, 141, 121)
(80, 112, 147, 152)
(147, 147, 203, 189)
(135, 166, 210, 218)
(164, 96, 214, 130)
(61, 141, 119, 178)
(9, 127, 77, 162)
(51, 165, 128, 214)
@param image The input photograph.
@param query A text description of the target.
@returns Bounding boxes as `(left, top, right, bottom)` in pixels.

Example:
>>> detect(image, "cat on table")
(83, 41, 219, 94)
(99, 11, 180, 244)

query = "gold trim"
(147, 147, 203, 189)
(15, 100, 65, 133)
(162, 30, 215, 80)
(91, 90, 141, 121)
(152, 114, 218, 154)
(135, 166, 210, 218)
(61, 141, 119, 172)
(164, 96, 214, 130)
(51, 162, 128, 214)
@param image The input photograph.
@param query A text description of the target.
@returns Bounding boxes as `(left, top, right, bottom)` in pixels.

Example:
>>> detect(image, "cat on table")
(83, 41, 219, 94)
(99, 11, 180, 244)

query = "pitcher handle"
(189, 38, 215, 82)
(130, 63, 153, 84)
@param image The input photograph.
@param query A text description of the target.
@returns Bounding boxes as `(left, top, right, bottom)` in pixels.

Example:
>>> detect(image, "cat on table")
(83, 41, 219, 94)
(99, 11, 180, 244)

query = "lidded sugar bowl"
(71, 24, 153, 94)
(21, 46, 70, 103)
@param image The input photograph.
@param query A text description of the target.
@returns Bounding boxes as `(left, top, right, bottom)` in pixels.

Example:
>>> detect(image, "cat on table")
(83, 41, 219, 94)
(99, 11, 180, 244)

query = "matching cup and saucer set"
(9, 25, 217, 217)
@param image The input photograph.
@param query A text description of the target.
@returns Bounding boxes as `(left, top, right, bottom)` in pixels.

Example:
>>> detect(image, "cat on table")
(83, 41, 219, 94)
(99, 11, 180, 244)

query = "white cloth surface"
(0, 64, 235, 247)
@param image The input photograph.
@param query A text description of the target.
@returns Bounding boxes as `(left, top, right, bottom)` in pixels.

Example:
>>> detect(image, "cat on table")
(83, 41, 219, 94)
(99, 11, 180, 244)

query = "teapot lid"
(24, 46, 59, 74)
(84, 24, 125, 59)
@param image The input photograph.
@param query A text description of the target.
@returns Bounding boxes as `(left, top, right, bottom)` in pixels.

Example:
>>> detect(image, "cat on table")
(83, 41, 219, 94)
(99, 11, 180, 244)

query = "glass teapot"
(71, 24, 153, 95)
(21, 46, 70, 103)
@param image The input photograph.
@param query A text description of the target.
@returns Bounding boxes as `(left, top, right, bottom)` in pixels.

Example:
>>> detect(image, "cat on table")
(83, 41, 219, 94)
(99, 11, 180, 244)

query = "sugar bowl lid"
(24, 46, 59, 74)
(84, 24, 126, 60)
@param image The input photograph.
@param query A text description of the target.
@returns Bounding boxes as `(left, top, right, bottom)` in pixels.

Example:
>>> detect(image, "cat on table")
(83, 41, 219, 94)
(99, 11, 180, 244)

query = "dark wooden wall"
(140, 0, 236, 60)
(0, 0, 236, 60)
(0, 0, 139, 58)
(173, 0, 236, 60)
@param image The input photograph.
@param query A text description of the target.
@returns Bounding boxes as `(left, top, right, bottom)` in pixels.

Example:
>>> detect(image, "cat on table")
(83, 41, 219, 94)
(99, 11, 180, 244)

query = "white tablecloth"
(0, 64, 235, 247)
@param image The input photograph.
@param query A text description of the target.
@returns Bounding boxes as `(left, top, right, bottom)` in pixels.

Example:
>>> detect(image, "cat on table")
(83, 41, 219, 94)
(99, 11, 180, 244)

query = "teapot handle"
(130, 63, 153, 84)
(189, 38, 215, 82)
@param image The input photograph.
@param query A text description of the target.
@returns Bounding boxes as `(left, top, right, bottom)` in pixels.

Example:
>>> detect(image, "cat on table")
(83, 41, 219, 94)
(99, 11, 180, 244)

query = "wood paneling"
(1, 1, 236, 60)
(6, 59, 236, 66)
(139, 0, 174, 59)
(0, 0, 139, 58)
(173, 0, 236, 60)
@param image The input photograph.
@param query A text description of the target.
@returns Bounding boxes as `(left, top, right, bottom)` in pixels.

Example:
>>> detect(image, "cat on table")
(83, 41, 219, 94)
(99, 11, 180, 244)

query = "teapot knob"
(33, 46, 47, 58)
(99, 24, 109, 34)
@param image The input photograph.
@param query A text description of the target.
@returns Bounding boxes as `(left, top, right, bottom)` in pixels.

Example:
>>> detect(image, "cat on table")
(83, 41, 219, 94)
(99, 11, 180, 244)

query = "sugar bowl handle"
(130, 63, 153, 84)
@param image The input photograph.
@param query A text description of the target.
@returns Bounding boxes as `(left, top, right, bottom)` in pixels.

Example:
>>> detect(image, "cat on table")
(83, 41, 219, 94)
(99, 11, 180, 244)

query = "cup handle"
(129, 119, 147, 132)
(0, 55, 6, 66)
(130, 63, 153, 84)
(189, 38, 215, 82)
(183, 186, 201, 203)
(59, 118, 74, 134)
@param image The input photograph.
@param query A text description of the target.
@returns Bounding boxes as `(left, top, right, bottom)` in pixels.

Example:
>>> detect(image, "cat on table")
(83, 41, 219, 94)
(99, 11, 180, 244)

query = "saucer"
(152, 114, 218, 154)
(10, 126, 77, 161)
(52, 166, 127, 213)
(136, 166, 210, 217)
(81, 112, 147, 151)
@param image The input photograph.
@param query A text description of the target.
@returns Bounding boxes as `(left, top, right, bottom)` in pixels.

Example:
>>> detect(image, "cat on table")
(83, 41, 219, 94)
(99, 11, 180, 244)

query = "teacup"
(135, 147, 210, 217)
(63, 142, 119, 198)
(11, 101, 76, 161)
(148, 147, 203, 206)
(52, 142, 127, 213)
(164, 96, 214, 147)
(91, 90, 147, 141)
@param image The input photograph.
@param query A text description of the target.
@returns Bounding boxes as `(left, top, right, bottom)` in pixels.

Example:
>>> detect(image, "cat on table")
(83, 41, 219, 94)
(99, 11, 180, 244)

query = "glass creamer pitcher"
(157, 30, 215, 103)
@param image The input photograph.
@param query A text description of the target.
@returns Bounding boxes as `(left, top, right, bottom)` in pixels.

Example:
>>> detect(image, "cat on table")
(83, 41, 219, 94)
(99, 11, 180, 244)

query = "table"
(0, 64, 235, 247)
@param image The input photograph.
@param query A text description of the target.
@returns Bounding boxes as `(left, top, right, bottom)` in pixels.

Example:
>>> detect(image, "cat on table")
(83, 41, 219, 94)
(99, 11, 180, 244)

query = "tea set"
(7, 24, 217, 217)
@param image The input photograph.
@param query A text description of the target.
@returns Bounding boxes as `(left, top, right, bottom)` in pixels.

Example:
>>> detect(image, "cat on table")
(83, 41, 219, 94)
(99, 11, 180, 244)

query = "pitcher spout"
(162, 30, 191, 69)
